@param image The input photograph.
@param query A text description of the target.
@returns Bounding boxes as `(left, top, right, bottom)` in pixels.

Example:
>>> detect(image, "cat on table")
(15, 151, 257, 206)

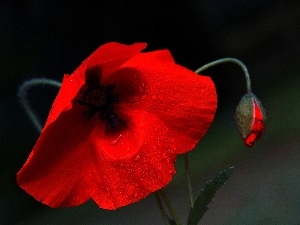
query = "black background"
(1, 0, 300, 224)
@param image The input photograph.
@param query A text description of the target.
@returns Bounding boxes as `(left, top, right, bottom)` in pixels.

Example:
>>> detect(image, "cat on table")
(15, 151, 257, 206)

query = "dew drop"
(139, 82, 145, 92)
(133, 154, 141, 161)
(151, 95, 157, 100)
(110, 134, 123, 145)
(162, 153, 168, 159)
(130, 95, 140, 102)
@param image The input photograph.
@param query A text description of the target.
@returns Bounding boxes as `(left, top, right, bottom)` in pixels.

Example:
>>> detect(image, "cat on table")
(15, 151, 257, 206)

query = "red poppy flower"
(235, 93, 266, 147)
(17, 42, 217, 210)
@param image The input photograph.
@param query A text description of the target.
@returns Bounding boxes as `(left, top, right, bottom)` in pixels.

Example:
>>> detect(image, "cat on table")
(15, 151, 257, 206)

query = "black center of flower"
(74, 65, 125, 133)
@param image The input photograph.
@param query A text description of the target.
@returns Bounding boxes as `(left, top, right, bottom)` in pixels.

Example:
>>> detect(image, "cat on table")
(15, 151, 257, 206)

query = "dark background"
(1, 0, 299, 224)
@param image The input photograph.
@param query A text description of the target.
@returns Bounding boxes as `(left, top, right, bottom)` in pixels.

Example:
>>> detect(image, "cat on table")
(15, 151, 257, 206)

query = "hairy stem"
(18, 78, 61, 132)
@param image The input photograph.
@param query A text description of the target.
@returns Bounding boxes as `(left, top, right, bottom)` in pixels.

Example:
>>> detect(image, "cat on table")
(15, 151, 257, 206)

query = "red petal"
(43, 74, 83, 130)
(43, 43, 146, 130)
(17, 107, 177, 209)
(104, 50, 175, 104)
(72, 42, 147, 82)
(17, 105, 97, 207)
(243, 133, 258, 147)
(252, 100, 265, 133)
(243, 99, 265, 147)
(17, 44, 216, 209)
(88, 109, 177, 209)
(117, 50, 217, 154)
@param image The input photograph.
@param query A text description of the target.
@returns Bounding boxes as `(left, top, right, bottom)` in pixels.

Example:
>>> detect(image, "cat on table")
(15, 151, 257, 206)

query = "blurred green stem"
(158, 189, 182, 225)
(154, 193, 170, 225)
(184, 153, 194, 207)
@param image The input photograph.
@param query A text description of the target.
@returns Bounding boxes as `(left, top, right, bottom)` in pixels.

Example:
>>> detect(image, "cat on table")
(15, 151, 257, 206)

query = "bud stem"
(195, 58, 252, 93)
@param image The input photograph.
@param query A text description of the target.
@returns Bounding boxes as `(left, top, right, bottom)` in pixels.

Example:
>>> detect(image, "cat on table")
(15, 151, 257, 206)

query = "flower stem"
(195, 58, 252, 93)
(184, 153, 194, 207)
(154, 192, 170, 225)
(18, 78, 61, 132)
(158, 189, 182, 225)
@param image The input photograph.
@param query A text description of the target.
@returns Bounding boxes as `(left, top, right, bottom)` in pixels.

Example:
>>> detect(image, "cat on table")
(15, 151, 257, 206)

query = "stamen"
(74, 65, 124, 133)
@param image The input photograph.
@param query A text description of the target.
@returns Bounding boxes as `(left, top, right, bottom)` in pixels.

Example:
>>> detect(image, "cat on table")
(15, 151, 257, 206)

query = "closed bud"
(235, 93, 266, 147)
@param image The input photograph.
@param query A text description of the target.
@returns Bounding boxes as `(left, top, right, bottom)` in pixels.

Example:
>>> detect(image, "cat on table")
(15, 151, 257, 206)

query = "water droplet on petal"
(151, 95, 157, 100)
(130, 95, 140, 102)
(133, 155, 141, 161)
(110, 134, 123, 145)
(139, 82, 145, 92)
(162, 153, 168, 159)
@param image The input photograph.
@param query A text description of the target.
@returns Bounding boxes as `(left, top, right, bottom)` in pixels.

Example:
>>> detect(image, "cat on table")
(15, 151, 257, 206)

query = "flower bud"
(235, 93, 266, 147)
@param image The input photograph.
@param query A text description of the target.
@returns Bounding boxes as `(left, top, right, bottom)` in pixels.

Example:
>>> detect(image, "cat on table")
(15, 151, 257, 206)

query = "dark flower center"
(74, 65, 125, 133)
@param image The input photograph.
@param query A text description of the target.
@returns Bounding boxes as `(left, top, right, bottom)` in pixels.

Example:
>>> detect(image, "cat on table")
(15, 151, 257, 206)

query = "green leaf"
(187, 166, 234, 225)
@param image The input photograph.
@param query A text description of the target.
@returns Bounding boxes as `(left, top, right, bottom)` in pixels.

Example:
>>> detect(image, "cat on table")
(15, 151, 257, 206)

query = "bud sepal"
(235, 93, 266, 147)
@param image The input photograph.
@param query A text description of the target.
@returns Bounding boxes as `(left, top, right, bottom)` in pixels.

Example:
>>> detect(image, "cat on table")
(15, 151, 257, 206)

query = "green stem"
(195, 57, 252, 93)
(184, 153, 194, 207)
(154, 192, 170, 225)
(18, 78, 61, 132)
(158, 189, 182, 225)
